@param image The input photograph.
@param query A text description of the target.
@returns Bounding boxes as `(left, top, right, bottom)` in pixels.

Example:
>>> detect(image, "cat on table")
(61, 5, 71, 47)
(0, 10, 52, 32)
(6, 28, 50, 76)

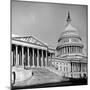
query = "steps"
(30, 67, 64, 84)
(14, 67, 68, 86)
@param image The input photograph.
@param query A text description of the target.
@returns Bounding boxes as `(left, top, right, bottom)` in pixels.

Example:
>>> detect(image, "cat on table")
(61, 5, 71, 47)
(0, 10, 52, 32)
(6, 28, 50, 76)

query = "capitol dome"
(58, 12, 81, 42)
(56, 12, 84, 58)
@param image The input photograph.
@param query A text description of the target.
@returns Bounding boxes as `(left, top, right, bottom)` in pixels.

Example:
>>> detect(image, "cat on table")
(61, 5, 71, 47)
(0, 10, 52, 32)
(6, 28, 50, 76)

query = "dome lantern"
(66, 11, 72, 24)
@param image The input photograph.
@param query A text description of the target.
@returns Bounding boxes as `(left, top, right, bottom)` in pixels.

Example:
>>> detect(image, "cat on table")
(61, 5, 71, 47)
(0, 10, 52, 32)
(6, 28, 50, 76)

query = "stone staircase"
(30, 67, 64, 84)
(14, 67, 68, 86)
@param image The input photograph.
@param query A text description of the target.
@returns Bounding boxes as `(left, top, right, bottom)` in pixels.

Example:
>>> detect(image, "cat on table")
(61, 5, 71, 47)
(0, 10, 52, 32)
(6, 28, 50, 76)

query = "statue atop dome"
(66, 11, 72, 24)
(65, 11, 77, 32)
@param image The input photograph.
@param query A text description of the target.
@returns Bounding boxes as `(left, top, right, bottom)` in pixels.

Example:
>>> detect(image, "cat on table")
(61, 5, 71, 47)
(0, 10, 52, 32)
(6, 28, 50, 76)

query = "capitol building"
(11, 12, 87, 85)
(50, 12, 87, 78)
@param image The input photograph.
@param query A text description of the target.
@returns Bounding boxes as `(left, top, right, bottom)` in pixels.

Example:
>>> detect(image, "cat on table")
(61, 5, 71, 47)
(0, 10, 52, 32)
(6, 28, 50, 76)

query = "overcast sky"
(12, 0, 88, 54)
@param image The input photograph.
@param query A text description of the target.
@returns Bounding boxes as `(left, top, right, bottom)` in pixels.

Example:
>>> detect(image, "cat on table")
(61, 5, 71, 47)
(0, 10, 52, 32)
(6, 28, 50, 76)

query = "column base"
(31, 65, 36, 68)
(41, 66, 45, 68)
(37, 66, 40, 68)
(14, 65, 20, 68)
(12, 65, 25, 70)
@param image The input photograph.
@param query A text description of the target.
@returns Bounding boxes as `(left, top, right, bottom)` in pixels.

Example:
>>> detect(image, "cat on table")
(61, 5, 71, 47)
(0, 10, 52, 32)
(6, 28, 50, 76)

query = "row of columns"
(71, 62, 87, 72)
(12, 44, 48, 67)
(59, 46, 82, 55)
(71, 62, 87, 78)
(71, 62, 81, 72)
(52, 61, 86, 73)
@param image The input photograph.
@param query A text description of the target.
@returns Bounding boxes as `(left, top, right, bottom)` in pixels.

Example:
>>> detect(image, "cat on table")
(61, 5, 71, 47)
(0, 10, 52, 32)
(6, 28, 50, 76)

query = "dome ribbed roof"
(65, 23, 77, 31)
(58, 11, 81, 42)
(62, 23, 78, 36)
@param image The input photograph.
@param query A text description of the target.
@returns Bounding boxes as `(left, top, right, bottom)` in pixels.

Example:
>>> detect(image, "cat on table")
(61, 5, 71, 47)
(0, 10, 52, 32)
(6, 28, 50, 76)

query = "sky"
(12, 0, 88, 55)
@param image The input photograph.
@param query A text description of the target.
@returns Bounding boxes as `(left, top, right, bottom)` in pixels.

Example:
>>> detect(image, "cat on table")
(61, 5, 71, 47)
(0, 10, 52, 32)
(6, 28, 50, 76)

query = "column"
(51, 53, 52, 58)
(69, 46, 70, 54)
(32, 48, 35, 67)
(78, 46, 79, 53)
(79, 47, 81, 53)
(65, 47, 67, 54)
(80, 63, 81, 72)
(64, 47, 66, 54)
(28, 47, 30, 66)
(16, 45, 18, 66)
(18, 53, 19, 65)
(12, 51, 13, 66)
(37, 49, 39, 67)
(76, 46, 78, 53)
(80, 63, 82, 78)
(67, 47, 68, 54)
(73, 46, 75, 53)
(75, 46, 76, 53)
(72, 46, 74, 53)
(29, 50, 31, 67)
(74, 46, 76, 53)
(13, 50, 15, 66)
(41, 50, 44, 67)
(22, 46, 24, 66)
(80, 47, 81, 53)
(73, 46, 74, 53)
(81, 47, 82, 53)
(60, 48, 61, 55)
(45, 51, 47, 66)
(63, 47, 64, 54)
(79, 47, 80, 53)
(71, 46, 72, 53)
(68, 47, 69, 54)
(70, 46, 71, 53)
(63, 47, 65, 54)
(71, 62, 73, 77)
(19, 50, 22, 66)
(78, 47, 79, 53)
(62, 48, 63, 54)
(72, 46, 73, 53)
(61, 48, 62, 54)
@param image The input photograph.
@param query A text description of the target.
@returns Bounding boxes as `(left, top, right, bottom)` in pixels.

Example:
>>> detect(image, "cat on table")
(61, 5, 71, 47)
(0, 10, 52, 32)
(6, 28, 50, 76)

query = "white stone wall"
(12, 67, 32, 83)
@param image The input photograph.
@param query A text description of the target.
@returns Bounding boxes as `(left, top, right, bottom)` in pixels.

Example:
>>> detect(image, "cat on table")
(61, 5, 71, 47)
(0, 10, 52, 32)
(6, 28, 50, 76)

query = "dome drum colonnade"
(56, 44, 83, 56)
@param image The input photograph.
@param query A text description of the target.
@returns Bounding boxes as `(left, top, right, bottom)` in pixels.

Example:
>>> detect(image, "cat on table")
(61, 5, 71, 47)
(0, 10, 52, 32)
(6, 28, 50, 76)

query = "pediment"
(12, 36, 47, 47)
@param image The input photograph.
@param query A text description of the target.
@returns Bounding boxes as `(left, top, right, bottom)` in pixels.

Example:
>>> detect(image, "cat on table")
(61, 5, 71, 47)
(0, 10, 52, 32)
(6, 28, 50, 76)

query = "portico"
(11, 36, 48, 68)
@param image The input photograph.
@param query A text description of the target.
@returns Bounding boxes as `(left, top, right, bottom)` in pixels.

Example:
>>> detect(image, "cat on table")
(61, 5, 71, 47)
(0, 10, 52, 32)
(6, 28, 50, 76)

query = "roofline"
(48, 48, 56, 51)
(12, 38, 48, 48)
(12, 35, 48, 47)
(50, 57, 87, 62)
(58, 35, 82, 42)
